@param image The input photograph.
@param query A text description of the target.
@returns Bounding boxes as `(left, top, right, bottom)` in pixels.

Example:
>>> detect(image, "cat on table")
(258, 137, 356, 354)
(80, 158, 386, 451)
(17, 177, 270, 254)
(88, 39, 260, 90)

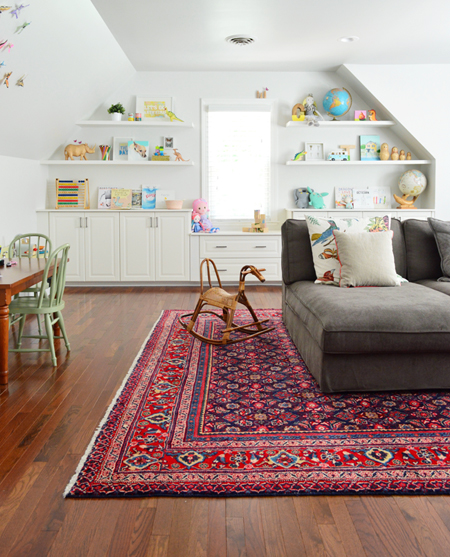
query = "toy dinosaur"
(173, 148, 189, 162)
(164, 108, 183, 122)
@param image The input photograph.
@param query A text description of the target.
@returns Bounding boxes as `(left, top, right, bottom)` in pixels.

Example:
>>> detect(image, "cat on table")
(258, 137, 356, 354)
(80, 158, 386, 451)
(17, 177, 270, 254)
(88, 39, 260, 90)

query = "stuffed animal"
(294, 188, 310, 209)
(307, 186, 328, 209)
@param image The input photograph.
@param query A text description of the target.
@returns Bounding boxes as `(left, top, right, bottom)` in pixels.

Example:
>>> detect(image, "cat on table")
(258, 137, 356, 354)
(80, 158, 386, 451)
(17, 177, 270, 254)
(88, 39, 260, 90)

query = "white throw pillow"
(333, 230, 401, 287)
(305, 215, 391, 285)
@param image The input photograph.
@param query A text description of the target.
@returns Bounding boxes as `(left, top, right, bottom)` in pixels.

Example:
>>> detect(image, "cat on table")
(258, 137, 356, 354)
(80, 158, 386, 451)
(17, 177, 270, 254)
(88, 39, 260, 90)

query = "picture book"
(128, 140, 149, 161)
(155, 189, 175, 208)
(352, 188, 373, 209)
(335, 187, 353, 209)
(142, 186, 157, 209)
(98, 187, 112, 209)
(132, 189, 142, 209)
(360, 135, 380, 161)
(111, 188, 132, 210)
(370, 186, 391, 209)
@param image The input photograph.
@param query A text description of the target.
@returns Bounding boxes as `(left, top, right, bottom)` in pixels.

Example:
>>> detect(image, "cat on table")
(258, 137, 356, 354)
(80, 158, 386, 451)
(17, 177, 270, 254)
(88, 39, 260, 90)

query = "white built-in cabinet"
(40, 210, 191, 283)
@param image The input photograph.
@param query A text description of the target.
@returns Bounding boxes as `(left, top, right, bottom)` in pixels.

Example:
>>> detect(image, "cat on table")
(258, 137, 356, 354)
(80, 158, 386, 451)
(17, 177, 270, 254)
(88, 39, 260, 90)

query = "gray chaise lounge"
(281, 218, 450, 393)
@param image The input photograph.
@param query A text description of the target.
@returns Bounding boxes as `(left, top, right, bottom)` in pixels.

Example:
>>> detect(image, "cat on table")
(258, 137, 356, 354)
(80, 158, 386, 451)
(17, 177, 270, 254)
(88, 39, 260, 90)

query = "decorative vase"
(110, 112, 122, 121)
(99, 145, 112, 161)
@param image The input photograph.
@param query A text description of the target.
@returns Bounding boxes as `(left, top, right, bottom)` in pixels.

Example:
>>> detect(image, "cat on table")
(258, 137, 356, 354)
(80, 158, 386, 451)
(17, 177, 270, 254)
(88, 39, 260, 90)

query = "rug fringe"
(63, 310, 166, 498)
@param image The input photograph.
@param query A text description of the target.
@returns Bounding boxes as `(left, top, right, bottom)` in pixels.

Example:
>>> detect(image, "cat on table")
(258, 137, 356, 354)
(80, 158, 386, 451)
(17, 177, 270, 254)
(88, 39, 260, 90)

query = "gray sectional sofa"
(281, 218, 450, 393)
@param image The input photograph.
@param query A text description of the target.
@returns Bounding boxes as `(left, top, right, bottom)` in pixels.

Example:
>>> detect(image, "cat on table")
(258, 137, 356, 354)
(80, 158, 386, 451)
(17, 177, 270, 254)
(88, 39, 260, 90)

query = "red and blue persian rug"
(65, 309, 450, 497)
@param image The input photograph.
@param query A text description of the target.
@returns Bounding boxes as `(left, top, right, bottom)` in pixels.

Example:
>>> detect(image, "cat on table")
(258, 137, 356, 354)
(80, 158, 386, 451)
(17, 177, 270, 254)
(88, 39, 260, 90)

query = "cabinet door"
(49, 212, 85, 282)
(154, 213, 190, 281)
(120, 213, 155, 281)
(84, 213, 120, 281)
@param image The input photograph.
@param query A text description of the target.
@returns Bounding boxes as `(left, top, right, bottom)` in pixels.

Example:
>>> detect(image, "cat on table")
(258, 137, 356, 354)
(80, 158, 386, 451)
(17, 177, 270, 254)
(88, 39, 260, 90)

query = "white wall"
(0, 156, 47, 245)
(46, 70, 424, 225)
(342, 64, 450, 219)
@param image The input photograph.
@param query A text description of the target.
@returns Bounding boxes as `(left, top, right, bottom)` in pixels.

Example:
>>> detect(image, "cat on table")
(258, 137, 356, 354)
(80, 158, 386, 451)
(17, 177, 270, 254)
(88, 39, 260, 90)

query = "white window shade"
(204, 104, 271, 220)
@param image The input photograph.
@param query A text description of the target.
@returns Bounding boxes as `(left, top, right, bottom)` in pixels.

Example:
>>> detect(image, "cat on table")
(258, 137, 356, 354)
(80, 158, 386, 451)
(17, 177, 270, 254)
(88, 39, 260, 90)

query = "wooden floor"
(1, 286, 450, 556)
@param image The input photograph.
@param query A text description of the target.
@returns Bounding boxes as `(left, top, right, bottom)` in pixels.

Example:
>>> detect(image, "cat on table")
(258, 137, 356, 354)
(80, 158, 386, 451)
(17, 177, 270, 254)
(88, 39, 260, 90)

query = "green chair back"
(36, 244, 70, 309)
(8, 233, 52, 259)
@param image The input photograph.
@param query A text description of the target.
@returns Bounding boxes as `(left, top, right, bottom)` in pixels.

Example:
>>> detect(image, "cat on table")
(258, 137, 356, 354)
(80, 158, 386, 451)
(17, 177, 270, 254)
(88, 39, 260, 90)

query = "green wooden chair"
(9, 243, 70, 367)
(8, 233, 53, 334)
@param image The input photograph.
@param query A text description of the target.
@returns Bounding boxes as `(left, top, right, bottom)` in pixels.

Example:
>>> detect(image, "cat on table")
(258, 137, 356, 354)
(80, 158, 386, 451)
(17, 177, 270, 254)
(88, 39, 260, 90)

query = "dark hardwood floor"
(1, 286, 450, 556)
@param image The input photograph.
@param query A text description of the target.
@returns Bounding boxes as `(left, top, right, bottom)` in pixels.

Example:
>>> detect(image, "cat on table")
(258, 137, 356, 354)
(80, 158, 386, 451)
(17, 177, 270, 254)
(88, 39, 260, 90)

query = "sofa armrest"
(281, 219, 316, 284)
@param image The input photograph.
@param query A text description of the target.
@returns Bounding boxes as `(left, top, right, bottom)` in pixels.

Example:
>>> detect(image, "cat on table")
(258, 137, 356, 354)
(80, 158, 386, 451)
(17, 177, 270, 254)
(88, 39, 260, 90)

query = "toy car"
(327, 151, 349, 161)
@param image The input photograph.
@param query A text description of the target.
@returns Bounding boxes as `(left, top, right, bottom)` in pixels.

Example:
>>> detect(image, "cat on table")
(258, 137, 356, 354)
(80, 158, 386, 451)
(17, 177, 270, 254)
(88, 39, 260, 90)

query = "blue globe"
(323, 88, 352, 119)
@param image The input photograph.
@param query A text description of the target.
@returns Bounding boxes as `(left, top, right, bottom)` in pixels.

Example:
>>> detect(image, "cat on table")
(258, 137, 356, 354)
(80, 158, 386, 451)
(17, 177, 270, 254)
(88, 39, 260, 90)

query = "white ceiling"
(92, 0, 450, 71)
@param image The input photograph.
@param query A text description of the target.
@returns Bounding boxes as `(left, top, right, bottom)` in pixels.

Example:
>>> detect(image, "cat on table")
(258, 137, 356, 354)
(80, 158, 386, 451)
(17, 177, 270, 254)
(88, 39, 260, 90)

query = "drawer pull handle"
(217, 269, 227, 272)
(215, 246, 228, 248)
(255, 246, 266, 248)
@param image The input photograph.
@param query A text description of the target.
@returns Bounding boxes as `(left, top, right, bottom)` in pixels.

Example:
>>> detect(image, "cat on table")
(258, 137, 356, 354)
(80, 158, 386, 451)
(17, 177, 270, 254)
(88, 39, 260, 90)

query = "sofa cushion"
(281, 217, 406, 286)
(403, 219, 441, 281)
(428, 217, 450, 280)
(284, 281, 450, 354)
(333, 230, 400, 287)
(304, 214, 391, 285)
(416, 279, 450, 296)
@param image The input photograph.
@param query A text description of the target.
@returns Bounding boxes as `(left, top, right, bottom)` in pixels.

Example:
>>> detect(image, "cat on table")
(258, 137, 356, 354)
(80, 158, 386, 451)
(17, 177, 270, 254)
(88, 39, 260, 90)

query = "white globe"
(398, 170, 427, 197)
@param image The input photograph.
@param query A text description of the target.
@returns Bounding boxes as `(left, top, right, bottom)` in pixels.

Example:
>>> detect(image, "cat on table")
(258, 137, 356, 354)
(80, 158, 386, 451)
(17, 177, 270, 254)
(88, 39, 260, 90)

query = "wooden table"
(0, 258, 58, 386)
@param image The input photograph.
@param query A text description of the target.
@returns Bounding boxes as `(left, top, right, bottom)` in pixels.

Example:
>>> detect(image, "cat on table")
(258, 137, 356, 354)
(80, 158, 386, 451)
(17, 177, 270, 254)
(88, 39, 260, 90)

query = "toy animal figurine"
(380, 143, 390, 161)
(294, 188, 310, 209)
(3, 70, 11, 88)
(173, 148, 190, 162)
(303, 94, 324, 127)
(368, 109, 378, 121)
(406, 152, 412, 160)
(307, 186, 328, 209)
(391, 147, 399, 161)
(399, 150, 406, 161)
(164, 108, 183, 122)
(292, 150, 306, 161)
(64, 143, 96, 161)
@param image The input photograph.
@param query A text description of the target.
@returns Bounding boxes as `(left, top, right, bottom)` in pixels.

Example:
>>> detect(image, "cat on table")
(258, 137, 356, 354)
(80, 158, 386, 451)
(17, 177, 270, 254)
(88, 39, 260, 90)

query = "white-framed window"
(202, 100, 273, 220)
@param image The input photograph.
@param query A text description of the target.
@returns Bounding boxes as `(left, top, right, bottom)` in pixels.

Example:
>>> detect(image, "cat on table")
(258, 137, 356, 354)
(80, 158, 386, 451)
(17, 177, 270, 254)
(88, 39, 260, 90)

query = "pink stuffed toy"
(192, 198, 212, 231)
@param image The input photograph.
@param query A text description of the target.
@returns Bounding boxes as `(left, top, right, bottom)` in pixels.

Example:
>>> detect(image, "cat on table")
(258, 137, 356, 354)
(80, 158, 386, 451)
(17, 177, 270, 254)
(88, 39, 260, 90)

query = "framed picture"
(113, 137, 132, 161)
(360, 135, 380, 161)
(136, 97, 172, 120)
(128, 140, 149, 161)
(354, 110, 367, 121)
(164, 136, 174, 149)
(305, 142, 324, 161)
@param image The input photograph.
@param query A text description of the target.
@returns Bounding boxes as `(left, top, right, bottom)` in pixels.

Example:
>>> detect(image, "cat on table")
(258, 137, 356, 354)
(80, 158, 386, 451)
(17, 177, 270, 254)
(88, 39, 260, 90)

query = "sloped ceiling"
(0, 0, 135, 160)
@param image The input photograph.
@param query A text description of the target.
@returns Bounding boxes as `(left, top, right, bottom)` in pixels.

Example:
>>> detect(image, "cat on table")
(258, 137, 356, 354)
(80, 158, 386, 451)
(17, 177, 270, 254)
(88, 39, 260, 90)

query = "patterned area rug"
(65, 309, 450, 497)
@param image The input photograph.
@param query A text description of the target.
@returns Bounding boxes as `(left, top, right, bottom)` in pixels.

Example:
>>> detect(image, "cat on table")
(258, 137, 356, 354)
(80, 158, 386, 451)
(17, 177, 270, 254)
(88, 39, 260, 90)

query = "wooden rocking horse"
(179, 258, 274, 345)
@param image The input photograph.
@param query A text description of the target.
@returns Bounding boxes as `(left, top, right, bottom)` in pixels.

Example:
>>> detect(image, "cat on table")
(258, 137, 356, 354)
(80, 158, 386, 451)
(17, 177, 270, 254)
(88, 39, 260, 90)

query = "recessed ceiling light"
(339, 36, 360, 43)
(226, 35, 256, 46)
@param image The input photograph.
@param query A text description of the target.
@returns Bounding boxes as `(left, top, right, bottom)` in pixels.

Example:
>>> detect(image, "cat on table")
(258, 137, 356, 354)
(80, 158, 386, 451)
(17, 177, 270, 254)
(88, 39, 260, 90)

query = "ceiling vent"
(226, 35, 255, 46)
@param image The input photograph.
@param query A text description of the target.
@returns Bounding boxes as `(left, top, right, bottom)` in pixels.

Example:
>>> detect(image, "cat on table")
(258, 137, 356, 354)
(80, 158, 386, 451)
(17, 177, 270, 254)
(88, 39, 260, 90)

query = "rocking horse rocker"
(179, 258, 274, 345)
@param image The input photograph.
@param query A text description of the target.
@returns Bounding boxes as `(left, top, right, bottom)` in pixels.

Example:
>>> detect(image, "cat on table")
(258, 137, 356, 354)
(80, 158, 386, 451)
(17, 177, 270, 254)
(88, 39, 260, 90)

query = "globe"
(323, 88, 352, 120)
(398, 169, 427, 198)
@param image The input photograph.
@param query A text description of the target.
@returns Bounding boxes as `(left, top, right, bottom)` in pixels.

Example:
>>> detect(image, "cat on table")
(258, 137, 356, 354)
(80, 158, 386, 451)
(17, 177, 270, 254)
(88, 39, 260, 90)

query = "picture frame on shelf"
(360, 135, 381, 161)
(354, 110, 367, 121)
(164, 136, 174, 149)
(370, 186, 391, 209)
(136, 96, 172, 120)
(305, 142, 324, 161)
(113, 137, 132, 161)
(128, 140, 149, 161)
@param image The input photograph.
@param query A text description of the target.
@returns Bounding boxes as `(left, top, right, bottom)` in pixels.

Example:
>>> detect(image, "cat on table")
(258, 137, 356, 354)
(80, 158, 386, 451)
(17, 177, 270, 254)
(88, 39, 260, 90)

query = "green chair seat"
(10, 298, 65, 314)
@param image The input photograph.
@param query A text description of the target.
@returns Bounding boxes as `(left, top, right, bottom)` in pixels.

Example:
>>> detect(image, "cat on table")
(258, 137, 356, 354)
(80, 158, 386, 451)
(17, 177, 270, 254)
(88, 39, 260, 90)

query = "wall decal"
(3, 70, 11, 87)
(16, 74, 25, 86)
(11, 3, 29, 18)
(15, 21, 30, 33)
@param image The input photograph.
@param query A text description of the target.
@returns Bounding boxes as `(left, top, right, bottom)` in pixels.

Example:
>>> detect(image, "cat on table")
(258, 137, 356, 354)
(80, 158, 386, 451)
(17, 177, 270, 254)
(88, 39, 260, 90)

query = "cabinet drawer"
(396, 211, 433, 221)
(200, 236, 281, 258)
(202, 259, 281, 282)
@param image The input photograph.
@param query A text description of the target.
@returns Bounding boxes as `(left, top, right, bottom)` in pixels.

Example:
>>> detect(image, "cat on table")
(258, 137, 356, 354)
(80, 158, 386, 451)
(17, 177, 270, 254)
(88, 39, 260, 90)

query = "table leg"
(0, 304, 9, 385)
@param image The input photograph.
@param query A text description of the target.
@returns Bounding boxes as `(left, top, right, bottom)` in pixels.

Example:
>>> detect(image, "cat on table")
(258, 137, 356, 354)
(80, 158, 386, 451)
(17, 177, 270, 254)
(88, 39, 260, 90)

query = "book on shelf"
(111, 188, 132, 210)
(335, 187, 354, 209)
(98, 186, 112, 209)
(352, 189, 373, 209)
(131, 189, 142, 209)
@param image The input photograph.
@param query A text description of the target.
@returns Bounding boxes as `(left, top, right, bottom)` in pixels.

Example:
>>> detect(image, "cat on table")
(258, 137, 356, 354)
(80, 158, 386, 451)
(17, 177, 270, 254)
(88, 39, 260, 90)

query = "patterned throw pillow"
(305, 214, 391, 285)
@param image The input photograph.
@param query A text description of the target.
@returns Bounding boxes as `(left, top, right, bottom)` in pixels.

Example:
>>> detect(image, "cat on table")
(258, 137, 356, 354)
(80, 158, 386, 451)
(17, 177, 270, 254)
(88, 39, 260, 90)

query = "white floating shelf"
(76, 120, 194, 128)
(286, 160, 432, 166)
(286, 120, 395, 127)
(40, 160, 194, 166)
